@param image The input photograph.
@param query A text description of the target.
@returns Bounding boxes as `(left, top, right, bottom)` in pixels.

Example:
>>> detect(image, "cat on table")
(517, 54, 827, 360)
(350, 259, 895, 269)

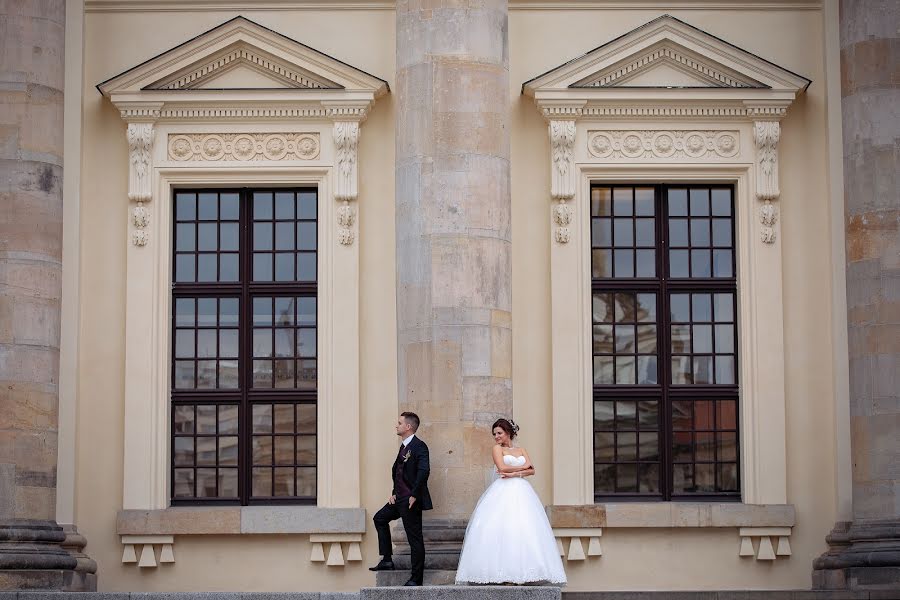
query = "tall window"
(591, 185, 739, 501)
(171, 189, 318, 505)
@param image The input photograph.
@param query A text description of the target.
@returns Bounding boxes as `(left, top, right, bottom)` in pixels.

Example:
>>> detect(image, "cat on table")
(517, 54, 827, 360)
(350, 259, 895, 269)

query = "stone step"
(362, 586, 561, 600)
(389, 551, 460, 570)
(375, 570, 459, 587)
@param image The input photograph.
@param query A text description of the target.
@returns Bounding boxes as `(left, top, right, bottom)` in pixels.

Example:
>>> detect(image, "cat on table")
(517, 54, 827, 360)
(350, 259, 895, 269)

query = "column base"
(0, 519, 95, 591)
(813, 519, 900, 590)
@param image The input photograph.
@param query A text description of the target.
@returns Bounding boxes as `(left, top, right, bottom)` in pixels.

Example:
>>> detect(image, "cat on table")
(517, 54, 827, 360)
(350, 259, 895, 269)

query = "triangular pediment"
(523, 15, 810, 95)
(98, 16, 387, 97)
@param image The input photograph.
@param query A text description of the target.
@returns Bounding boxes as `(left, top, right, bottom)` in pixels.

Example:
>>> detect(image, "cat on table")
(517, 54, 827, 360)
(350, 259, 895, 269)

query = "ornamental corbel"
(751, 113, 783, 245)
(123, 110, 158, 247)
(327, 102, 369, 247)
(543, 105, 580, 245)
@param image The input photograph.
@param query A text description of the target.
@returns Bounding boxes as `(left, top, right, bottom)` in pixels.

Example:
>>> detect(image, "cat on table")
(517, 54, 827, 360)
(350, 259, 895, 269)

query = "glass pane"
(253, 405, 272, 434)
(593, 356, 614, 384)
(692, 294, 712, 321)
(672, 463, 693, 494)
(220, 298, 239, 326)
(174, 361, 194, 388)
(670, 294, 691, 322)
(615, 293, 635, 322)
(197, 254, 217, 282)
(638, 401, 659, 430)
(273, 297, 294, 325)
(274, 436, 294, 464)
(220, 223, 239, 251)
(635, 250, 655, 277)
(595, 432, 615, 462)
(637, 356, 657, 384)
(297, 297, 316, 325)
(592, 218, 611, 247)
(219, 330, 238, 358)
(689, 189, 710, 216)
(297, 253, 316, 281)
(693, 325, 712, 353)
(297, 467, 316, 497)
(613, 249, 634, 277)
(274, 467, 295, 496)
(253, 330, 272, 357)
(613, 219, 633, 247)
(691, 250, 711, 277)
(613, 188, 633, 216)
(220, 253, 239, 281)
(219, 437, 238, 466)
(672, 434, 693, 463)
(196, 437, 216, 466)
(218, 468, 238, 497)
(714, 293, 734, 322)
(715, 324, 734, 353)
(275, 253, 294, 281)
(297, 404, 316, 434)
(636, 325, 656, 353)
(593, 293, 612, 323)
(219, 405, 238, 434)
(712, 218, 731, 247)
(671, 356, 691, 384)
(275, 191, 295, 219)
(592, 324, 613, 353)
(693, 356, 713, 384)
(175, 298, 195, 326)
(197, 360, 216, 388)
(690, 219, 710, 246)
(298, 360, 317, 388)
(718, 433, 737, 461)
(196, 329, 216, 358)
(175, 255, 195, 282)
(297, 329, 316, 358)
(198, 193, 218, 220)
(594, 401, 615, 430)
(713, 250, 733, 278)
(616, 356, 635, 384)
(175, 330, 194, 358)
(173, 437, 194, 466)
(254, 193, 274, 220)
(254, 223, 273, 251)
(274, 359, 295, 388)
(671, 324, 691, 353)
(595, 463, 614, 494)
(297, 435, 316, 465)
(669, 219, 688, 247)
(635, 218, 654, 246)
(668, 189, 687, 216)
(592, 188, 611, 216)
(670, 249, 689, 277)
(252, 468, 272, 497)
(253, 360, 273, 387)
(615, 325, 635, 352)
(220, 193, 239, 220)
(715, 356, 735, 384)
(176, 224, 195, 251)
(639, 433, 659, 460)
(254, 254, 273, 281)
(719, 400, 737, 429)
(695, 463, 715, 492)
(219, 360, 238, 389)
(275, 222, 295, 250)
(176, 193, 196, 221)
(695, 400, 714, 429)
(696, 432, 715, 461)
(253, 436, 273, 465)
(198, 223, 217, 251)
(253, 297, 272, 326)
(174, 405, 194, 434)
(671, 401, 692, 430)
(711, 189, 732, 216)
(636, 294, 656, 322)
(718, 463, 739, 492)
(617, 464, 637, 492)
(639, 464, 659, 494)
(174, 469, 194, 498)
(591, 249, 612, 278)
(635, 188, 654, 216)
(298, 222, 317, 251)
(617, 432, 637, 461)
(298, 192, 317, 219)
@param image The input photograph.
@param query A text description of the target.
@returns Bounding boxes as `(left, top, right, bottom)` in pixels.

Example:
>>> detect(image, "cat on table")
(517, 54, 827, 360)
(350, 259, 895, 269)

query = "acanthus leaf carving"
(550, 120, 576, 200)
(759, 200, 778, 244)
(337, 200, 355, 246)
(127, 123, 154, 247)
(334, 121, 359, 202)
(753, 121, 780, 200)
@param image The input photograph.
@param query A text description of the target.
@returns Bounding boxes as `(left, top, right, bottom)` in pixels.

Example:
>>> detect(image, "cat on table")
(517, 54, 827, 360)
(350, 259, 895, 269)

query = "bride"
(455, 418, 566, 585)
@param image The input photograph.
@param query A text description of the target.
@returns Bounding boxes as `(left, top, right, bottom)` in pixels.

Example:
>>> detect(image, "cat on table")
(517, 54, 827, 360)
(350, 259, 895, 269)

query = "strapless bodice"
(503, 454, 527, 467)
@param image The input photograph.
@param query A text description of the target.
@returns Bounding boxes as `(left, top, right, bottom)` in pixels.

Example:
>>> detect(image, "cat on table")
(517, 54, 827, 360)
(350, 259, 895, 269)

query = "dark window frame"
(170, 187, 318, 507)
(591, 183, 741, 503)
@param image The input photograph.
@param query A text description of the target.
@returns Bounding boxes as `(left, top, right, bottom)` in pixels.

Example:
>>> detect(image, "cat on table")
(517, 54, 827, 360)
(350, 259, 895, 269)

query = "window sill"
(547, 502, 795, 529)
(117, 506, 366, 536)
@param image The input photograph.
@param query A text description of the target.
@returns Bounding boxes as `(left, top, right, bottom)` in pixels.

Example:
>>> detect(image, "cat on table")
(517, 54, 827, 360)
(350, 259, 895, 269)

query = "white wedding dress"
(455, 454, 567, 585)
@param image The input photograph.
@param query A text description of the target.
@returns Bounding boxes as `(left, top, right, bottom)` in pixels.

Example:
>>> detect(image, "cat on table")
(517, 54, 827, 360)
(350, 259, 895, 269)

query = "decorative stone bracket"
(554, 527, 602, 562)
(753, 120, 781, 244)
(330, 105, 365, 247)
(121, 535, 175, 568)
(738, 527, 792, 561)
(547, 112, 579, 245)
(127, 121, 155, 247)
(309, 533, 363, 567)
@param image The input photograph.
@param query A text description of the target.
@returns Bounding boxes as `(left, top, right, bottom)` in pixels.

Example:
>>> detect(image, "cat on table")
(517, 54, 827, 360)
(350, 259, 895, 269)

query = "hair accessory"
(507, 418, 520, 434)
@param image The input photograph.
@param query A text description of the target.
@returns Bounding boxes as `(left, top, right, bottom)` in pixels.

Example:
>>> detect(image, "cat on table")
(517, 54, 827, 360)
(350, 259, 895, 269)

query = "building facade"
(0, 0, 897, 593)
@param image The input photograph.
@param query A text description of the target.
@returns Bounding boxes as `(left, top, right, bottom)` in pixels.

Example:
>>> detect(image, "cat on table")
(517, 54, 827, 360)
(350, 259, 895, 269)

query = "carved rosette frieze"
(127, 122, 154, 247)
(753, 121, 781, 244)
(588, 130, 740, 160)
(549, 118, 576, 244)
(333, 120, 360, 245)
(167, 133, 320, 162)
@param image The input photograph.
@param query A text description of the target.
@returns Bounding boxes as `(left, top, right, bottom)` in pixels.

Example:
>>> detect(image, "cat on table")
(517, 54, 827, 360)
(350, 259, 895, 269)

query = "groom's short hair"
(401, 412, 420, 432)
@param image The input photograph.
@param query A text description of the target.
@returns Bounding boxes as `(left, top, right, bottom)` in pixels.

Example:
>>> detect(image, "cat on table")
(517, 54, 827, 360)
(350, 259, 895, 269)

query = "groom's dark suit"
(373, 434, 432, 584)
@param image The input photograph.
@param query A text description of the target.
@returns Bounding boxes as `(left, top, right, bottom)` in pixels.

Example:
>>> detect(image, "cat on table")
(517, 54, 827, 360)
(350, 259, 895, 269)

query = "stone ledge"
(362, 587, 561, 600)
(547, 503, 795, 529)
(117, 507, 366, 536)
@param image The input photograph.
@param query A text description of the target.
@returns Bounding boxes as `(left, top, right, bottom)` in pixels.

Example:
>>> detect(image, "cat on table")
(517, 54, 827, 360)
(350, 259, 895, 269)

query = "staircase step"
(362, 585, 561, 600)
(375, 570, 459, 587)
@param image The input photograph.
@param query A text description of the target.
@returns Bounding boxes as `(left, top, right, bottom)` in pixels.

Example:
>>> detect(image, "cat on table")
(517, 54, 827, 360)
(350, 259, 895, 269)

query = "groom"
(370, 412, 432, 586)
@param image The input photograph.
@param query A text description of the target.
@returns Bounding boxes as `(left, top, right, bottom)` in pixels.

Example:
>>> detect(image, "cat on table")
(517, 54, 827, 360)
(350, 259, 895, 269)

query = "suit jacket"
(391, 436, 433, 511)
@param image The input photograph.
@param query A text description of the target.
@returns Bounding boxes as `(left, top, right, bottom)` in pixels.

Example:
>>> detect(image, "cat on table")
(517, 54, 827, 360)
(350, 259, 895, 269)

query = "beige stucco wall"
(69, 1, 843, 592)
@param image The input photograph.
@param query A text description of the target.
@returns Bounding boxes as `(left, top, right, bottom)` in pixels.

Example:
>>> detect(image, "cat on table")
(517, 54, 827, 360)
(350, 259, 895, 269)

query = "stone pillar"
(814, 0, 900, 590)
(396, 0, 511, 520)
(0, 0, 91, 591)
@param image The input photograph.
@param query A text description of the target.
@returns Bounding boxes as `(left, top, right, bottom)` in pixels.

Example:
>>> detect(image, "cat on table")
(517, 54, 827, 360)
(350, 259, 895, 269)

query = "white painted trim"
(57, 0, 85, 528)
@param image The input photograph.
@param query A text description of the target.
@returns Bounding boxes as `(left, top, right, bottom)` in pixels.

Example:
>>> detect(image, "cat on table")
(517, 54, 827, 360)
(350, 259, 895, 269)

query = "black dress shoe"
(368, 559, 395, 571)
(403, 580, 421, 586)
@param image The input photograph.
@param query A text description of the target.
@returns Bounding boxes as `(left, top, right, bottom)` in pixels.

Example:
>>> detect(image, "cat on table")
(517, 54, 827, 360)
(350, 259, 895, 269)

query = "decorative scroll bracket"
(752, 120, 781, 244)
(328, 103, 368, 247)
(545, 108, 580, 245)
(126, 118, 157, 247)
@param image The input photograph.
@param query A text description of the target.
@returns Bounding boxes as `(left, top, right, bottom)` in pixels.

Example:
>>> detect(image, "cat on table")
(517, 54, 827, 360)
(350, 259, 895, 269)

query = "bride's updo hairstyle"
(492, 418, 520, 440)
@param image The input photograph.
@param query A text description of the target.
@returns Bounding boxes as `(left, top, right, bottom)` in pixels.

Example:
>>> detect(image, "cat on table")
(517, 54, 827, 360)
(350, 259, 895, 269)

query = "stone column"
(814, 0, 900, 590)
(0, 0, 90, 591)
(396, 0, 511, 520)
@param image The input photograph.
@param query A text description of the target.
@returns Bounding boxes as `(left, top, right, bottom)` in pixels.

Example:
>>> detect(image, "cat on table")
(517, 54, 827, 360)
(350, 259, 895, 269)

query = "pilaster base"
(0, 520, 95, 591)
(813, 520, 900, 590)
